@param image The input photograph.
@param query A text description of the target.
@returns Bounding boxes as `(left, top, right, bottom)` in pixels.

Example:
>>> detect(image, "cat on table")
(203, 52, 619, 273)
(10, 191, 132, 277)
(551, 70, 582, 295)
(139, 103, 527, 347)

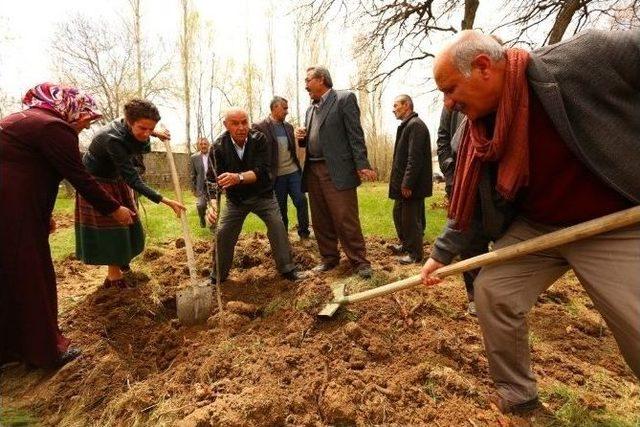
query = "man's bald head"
(224, 107, 248, 122)
(436, 30, 506, 78)
(433, 30, 508, 120)
(223, 107, 249, 144)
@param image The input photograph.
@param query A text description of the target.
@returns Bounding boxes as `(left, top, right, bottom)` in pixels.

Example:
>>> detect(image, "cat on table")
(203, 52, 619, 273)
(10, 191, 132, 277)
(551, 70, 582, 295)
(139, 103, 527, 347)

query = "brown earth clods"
(2, 234, 638, 426)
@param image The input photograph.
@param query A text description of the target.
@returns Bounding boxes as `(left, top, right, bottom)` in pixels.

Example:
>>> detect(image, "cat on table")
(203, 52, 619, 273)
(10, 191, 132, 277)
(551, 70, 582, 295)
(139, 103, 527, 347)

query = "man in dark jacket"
(422, 30, 640, 414)
(388, 94, 431, 264)
(253, 96, 310, 239)
(206, 108, 308, 282)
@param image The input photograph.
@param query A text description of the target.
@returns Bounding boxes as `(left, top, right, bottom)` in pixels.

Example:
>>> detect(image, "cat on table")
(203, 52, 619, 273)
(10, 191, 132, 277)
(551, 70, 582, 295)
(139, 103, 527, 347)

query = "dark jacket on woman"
(83, 119, 162, 203)
(389, 112, 432, 200)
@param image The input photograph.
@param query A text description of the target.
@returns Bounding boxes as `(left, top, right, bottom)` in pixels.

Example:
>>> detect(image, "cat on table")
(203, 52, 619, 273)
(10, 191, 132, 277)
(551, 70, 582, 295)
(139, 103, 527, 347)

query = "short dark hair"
(306, 66, 333, 88)
(270, 96, 288, 111)
(123, 99, 161, 123)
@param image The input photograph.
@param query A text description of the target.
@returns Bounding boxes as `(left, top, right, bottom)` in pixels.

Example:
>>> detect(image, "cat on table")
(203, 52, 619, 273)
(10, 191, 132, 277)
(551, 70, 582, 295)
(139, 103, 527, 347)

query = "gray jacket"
(300, 89, 371, 191)
(432, 29, 640, 265)
(189, 152, 208, 197)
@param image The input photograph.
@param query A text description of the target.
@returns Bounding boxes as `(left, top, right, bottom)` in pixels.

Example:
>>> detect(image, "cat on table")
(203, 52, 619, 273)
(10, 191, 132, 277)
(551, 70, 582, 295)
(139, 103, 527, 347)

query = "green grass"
(541, 385, 639, 427)
(0, 406, 39, 426)
(50, 182, 448, 261)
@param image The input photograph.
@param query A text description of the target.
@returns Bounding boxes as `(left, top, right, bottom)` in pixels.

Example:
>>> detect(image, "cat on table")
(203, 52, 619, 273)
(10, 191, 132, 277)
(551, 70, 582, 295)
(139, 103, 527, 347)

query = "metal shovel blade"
(176, 282, 213, 326)
(318, 283, 346, 317)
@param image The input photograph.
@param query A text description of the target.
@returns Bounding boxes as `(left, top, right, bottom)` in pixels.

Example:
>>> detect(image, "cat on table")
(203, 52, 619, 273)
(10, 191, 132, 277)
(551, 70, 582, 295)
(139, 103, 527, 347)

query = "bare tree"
(351, 33, 392, 181)
(51, 16, 135, 121)
(294, 18, 302, 122)
(180, 0, 198, 155)
(296, 0, 471, 88)
(495, 0, 640, 46)
(129, 0, 144, 97)
(0, 89, 18, 119)
(266, 2, 277, 95)
(50, 14, 172, 122)
(242, 29, 265, 123)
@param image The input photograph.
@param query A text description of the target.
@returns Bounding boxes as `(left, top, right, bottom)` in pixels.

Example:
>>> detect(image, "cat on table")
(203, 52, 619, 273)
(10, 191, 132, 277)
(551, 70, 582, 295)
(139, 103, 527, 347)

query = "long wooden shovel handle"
(342, 205, 640, 304)
(163, 139, 197, 282)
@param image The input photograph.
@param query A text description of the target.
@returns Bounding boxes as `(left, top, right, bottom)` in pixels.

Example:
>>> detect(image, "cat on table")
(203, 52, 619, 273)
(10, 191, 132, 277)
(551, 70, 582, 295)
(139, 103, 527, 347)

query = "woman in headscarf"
(76, 99, 185, 287)
(0, 83, 135, 368)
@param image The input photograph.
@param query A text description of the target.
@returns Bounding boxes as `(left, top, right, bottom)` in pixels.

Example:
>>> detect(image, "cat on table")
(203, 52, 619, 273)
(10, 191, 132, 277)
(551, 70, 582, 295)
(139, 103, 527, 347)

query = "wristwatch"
(238, 173, 244, 183)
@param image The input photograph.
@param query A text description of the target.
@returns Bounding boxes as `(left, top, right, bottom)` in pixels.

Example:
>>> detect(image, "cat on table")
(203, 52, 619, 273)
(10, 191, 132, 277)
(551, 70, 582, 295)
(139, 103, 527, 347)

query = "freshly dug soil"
(2, 234, 638, 426)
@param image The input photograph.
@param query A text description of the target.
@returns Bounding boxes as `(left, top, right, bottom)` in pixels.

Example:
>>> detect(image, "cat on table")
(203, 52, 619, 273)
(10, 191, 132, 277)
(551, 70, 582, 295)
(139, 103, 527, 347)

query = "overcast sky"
(0, 0, 543, 148)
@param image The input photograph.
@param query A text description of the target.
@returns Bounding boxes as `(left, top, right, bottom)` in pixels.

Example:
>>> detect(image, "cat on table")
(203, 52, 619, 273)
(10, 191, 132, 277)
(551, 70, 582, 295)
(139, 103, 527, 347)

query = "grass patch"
(542, 384, 638, 426)
(51, 183, 448, 261)
(263, 296, 289, 316)
(0, 407, 39, 426)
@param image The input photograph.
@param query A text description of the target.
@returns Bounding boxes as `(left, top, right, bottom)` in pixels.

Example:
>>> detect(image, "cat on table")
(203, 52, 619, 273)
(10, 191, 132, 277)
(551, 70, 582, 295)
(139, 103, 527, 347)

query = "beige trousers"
(474, 217, 640, 404)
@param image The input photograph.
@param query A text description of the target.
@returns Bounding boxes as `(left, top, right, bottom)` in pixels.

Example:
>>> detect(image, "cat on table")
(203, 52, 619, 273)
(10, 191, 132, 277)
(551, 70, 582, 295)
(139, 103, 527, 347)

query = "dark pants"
(392, 198, 426, 260)
(213, 195, 295, 280)
(306, 162, 369, 268)
(196, 193, 207, 228)
(273, 170, 309, 237)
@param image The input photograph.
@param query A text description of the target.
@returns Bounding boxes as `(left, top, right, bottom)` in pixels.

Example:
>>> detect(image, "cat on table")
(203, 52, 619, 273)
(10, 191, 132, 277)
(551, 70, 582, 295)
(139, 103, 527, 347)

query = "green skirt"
(75, 178, 144, 266)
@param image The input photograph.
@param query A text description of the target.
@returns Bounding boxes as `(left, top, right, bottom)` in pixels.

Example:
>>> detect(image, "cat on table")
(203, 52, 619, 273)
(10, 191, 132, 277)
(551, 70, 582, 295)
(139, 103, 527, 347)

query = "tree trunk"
(548, 0, 582, 45)
(461, 0, 480, 30)
(295, 20, 301, 123)
(132, 0, 143, 98)
(181, 0, 192, 155)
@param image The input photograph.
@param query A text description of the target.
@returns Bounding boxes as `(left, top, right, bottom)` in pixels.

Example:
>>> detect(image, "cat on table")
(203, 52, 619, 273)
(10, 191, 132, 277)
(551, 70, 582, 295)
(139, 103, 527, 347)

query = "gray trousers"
(214, 195, 295, 280)
(475, 217, 640, 404)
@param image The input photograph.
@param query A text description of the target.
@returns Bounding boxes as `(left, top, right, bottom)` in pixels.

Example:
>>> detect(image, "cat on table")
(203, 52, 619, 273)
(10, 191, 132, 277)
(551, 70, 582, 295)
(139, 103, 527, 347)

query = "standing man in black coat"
(388, 95, 432, 264)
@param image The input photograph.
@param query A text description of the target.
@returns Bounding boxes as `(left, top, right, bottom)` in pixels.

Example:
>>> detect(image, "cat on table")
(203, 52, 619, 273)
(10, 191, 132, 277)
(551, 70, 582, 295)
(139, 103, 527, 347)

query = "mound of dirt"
(2, 234, 638, 426)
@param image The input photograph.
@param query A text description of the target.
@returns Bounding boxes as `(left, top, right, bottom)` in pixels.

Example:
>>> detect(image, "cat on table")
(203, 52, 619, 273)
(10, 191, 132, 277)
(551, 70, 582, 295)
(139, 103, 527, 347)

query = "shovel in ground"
(319, 205, 640, 317)
(162, 138, 213, 325)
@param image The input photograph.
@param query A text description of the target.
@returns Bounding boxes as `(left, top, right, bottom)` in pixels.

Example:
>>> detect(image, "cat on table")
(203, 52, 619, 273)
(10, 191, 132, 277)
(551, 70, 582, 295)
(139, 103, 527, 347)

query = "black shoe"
(299, 231, 311, 240)
(356, 265, 373, 279)
(397, 255, 422, 265)
(282, 269, 310, 282)
(387, 244, 405, 255)
(57, 348, 81, 367)
(491, 395, 540, 415)
(312, 262, 338, 273)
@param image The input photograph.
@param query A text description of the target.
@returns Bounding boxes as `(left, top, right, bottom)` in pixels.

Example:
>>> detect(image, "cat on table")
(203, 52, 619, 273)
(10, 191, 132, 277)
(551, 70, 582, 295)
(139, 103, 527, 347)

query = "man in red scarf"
(421, 30, 640, 414)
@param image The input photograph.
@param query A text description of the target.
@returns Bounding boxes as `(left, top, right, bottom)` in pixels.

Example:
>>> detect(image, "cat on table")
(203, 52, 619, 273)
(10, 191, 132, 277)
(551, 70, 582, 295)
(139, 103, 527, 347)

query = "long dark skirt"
(75, 179, 144, 266)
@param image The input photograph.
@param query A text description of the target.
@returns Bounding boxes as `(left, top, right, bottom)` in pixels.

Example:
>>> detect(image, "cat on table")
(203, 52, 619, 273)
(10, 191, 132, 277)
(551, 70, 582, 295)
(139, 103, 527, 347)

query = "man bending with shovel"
(421, 30, 640, 414)
(206, 108, 309, 283)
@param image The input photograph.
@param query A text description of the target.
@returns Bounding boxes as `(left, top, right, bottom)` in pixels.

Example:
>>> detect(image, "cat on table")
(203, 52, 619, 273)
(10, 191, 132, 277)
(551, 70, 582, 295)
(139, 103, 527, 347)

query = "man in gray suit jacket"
(189, 137, 210, 227)
(422, 30, 640, 414)
(295, 66, 377, 278)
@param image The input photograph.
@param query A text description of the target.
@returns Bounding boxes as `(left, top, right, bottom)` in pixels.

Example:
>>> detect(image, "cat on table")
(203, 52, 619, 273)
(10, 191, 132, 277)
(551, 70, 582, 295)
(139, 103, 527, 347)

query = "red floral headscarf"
(22, 82, 102, 124)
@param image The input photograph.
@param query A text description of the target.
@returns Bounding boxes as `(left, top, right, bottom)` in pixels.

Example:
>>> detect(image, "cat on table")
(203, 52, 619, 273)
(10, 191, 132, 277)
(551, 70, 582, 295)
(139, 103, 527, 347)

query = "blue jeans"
(273, 170, 310, 237)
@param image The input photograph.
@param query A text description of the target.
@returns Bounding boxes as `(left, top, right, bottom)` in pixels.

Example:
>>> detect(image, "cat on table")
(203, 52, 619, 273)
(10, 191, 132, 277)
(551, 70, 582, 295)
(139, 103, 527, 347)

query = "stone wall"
(142, 151, 192, 190)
